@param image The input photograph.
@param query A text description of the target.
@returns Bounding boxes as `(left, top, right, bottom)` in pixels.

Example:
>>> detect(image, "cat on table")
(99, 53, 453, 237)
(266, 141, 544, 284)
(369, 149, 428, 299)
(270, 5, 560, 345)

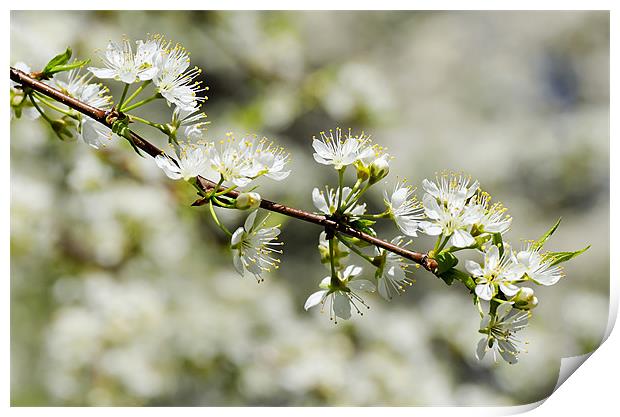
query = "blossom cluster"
(302, 127, 584, 365)
(10, 35, 587, 367)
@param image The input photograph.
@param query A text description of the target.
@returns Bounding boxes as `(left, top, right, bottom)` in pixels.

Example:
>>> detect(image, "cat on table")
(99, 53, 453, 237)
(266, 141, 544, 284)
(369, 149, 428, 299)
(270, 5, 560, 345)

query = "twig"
(9, 66, 439, 274)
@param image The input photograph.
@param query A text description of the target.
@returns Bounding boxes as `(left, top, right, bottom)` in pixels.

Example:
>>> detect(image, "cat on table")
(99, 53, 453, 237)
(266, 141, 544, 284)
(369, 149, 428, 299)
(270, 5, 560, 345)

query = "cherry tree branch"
(10, 66, 439, 274)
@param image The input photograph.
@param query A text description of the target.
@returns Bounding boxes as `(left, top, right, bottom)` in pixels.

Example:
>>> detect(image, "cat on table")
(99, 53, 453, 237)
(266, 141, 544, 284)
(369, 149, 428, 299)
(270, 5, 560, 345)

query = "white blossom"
(419, 193, 483, 248)
(419, 174, 485, 247)
(10, 62, 40, 120)
(170, 107, 209, 141)
(384, 182, 424, 237)
(476, 302, 530, 364)
(52, 70, 115, 149)
(471, 192, 512, 235)
(422, 173, 479, 208)
(374, 236, 414, 300)
(312, 186, 366, 217)
(312, 128, 372, 169)
(514, 243, 564, 286)
(209, 135, 261, 187)
(304, 265, 375, 323)
(238, 136, 290, 181)
(230, 210, 282, 282)
(465, 245, 525, 301)
(88, 38, 159, 84)
(154, 143, 211, 181)
(153, 41, 205, 112)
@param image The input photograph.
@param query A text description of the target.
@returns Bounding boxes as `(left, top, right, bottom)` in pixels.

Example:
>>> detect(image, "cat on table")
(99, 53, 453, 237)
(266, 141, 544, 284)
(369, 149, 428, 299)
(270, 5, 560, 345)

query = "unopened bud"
(235, 192, 261, 210)
(369, 155, 390, 184)
(354, 160, 370, 181)
(511, 287, 538, 310)
(51, 118, 74, 140)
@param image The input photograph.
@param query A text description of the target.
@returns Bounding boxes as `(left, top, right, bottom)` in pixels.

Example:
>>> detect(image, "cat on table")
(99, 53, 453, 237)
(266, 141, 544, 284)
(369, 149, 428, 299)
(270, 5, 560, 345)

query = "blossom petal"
(349, 280, 376, 293)
(450, 229, 475, 248)
(244, 210, 258, 231)
(333, 293, 352, 320)
(475, 283, 494, 301)
(476, 338, 488, 360)
(465, 260, 484, 277)
(155, 155, 182, 180)
(304, 290, 327, 310)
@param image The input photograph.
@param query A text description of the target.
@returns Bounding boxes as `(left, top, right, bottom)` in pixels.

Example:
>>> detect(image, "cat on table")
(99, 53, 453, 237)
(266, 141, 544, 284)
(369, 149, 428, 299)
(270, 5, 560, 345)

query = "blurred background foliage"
(10, 10, 609, 406)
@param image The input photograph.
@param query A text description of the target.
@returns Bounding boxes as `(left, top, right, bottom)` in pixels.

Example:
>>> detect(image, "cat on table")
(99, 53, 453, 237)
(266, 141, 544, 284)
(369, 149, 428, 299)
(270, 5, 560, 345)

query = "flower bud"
(369, 155, 390, 184)
(354, 160, 370, 181)
(235, 192, 261, 210)
(511, 287, 538, 310)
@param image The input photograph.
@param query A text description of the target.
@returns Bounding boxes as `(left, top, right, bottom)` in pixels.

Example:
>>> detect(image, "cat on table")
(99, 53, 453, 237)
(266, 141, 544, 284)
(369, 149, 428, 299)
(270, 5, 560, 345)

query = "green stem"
(211, 196, 236, 209)
(335, 233, 375, 265)
(329, 237, 338, 286)
(215, 184, 238, 197)
(122, 80, 150, 108)
(33, 93, 76, 117)
(343, 178, 363, 206)
(336, 167, 345, 210)
(28, 93, 54, 125)
(209, 200, 232, 237)
(128, 114, 166, 131)
(207, 176, 225, 200)
(436, 235, 450, 253)
(118, 84, 129, 109)
(120, 94, 159, 112)
(357, 211, 389, 220)
(341, 182, 370, 213)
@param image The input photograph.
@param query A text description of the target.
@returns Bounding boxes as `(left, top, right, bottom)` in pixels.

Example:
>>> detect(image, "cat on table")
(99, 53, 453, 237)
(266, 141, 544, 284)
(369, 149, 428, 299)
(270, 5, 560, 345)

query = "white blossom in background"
(312, 128, 372, 169)
(88, 38, 159, 84)
(312, 186, 366, 217)
(155, 143, 211, 181)
(374, 236, 414, 300)
(514, 243, 564, 286)
(153, 40, 205, 112)
(465, 245, 525, 301)
(230, 210, 282, 282)
(384, 182, 424, 237)
(304, 265, 375, 322)
(476, 302, 530, 364)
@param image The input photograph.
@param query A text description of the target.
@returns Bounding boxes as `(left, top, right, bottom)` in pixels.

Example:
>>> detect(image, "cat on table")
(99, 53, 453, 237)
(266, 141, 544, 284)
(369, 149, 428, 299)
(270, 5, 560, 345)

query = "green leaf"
(434, 251, 458, 275)
(42, 47, 72, 77)
(349, 219, 376, 237)
(438, 267, 475, 291)
(44, 59, 90, 77)
(533, 218, 562, 250)
(545, 245, 590, 267)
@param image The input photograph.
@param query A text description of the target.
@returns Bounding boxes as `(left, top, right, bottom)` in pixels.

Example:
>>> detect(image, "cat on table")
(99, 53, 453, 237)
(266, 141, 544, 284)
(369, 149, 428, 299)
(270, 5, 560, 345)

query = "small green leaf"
(42, 47, 72, 77)
(349, 219, 376, 237)
(435, 251, 458, 275)
(438, 267, 475, 291)
(545, 245, 590, 266)
(533, 218, 562, 250)
(44, 59, 90, 77)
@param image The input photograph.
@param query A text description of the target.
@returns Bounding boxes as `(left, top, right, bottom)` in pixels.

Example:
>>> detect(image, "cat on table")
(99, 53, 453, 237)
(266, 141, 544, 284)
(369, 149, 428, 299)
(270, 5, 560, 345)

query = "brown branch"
(10, 66, 439, 274)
